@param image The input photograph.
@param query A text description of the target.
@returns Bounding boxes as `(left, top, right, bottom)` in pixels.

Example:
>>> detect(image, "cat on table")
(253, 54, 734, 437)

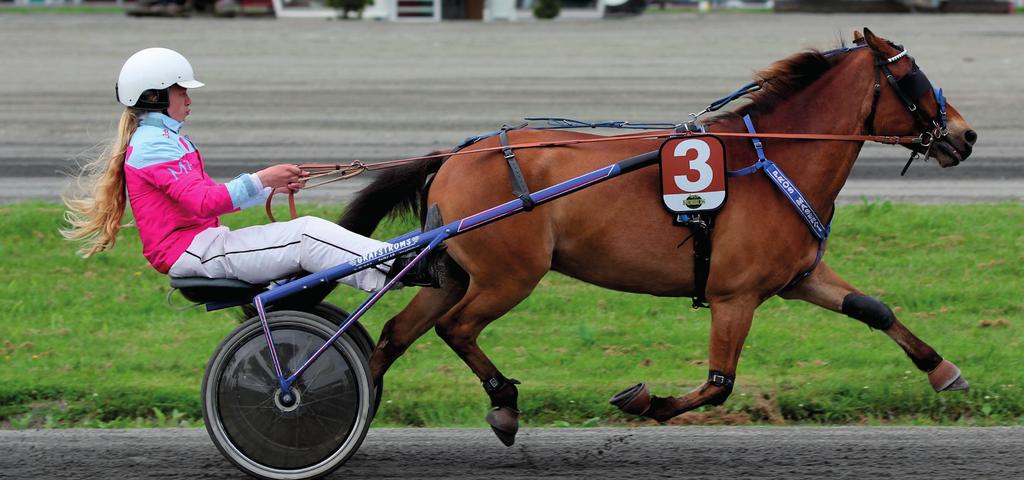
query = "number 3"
(673, 139, 712, 192)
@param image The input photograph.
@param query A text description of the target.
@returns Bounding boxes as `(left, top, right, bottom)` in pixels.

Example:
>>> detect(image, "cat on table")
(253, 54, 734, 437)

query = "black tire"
(308, 303, 374, 358)
(202, 311, 372, 480)
(308, 302, 384, 420)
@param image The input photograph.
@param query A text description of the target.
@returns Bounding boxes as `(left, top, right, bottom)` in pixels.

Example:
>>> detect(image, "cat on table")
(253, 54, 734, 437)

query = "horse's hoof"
(486, 406, 519, 447)
(609, 383, 651, 416)
(943, 375, 970, 392)
(928, 359, 969, 392)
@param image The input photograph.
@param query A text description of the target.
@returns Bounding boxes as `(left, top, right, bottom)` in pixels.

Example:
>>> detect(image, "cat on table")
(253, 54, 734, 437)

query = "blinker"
(878, 51, 951, 176)
(887, 56, 948, 134)
(896, 64, 934, 102)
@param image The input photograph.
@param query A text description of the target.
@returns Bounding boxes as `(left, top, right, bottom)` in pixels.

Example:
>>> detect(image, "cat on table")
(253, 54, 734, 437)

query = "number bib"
(659, 136, 728, 213)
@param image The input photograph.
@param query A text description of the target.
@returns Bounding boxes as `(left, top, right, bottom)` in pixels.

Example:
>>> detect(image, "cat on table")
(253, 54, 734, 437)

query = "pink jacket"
(124, 112, 265, 273)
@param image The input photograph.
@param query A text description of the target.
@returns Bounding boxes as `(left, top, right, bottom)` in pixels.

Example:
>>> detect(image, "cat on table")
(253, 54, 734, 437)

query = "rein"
(263, 130, 922, 222)
(264, 161, 367, 222)
(266, 44, 945, 222)
(264, 129, 925, 222)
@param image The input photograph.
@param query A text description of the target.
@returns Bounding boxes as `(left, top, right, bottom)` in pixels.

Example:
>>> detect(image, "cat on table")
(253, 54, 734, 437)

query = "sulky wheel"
(306, 303, 374, 359)
(307, 302, 383, 419)
(202, 311, 372, 480)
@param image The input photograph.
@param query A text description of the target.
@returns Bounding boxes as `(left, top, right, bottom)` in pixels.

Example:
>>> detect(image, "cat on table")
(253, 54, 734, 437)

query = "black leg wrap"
(706, 370, 735, 406)
(483, 374, 521, 408)
(842, 293, 896, 330)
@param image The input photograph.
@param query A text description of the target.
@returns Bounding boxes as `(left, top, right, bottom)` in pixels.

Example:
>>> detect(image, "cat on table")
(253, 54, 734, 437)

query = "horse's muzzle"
(931, 129, 976, 167)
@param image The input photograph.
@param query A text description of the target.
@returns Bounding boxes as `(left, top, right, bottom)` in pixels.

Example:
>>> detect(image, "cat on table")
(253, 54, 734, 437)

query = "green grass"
(0, 4, 126, 14)
(0, 201, 1021, 429)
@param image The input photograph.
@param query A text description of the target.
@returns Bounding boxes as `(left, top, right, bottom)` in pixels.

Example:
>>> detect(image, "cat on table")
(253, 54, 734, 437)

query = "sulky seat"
(170, 275, 338, 312)
(169, 276, 268, 306)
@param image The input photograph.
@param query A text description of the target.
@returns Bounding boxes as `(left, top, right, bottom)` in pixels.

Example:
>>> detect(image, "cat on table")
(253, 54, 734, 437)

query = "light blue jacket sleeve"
(227, 173, 271, 210)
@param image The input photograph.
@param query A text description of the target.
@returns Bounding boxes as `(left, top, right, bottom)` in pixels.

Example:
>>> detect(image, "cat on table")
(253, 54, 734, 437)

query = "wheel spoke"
(298, 392, 353, 407)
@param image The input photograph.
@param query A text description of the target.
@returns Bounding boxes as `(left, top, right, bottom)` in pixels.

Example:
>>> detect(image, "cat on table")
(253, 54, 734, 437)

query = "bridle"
(860, 41, 950, 175)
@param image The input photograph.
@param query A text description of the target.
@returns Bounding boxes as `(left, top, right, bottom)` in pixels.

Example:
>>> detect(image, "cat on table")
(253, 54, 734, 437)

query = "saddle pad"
(659, 135, 728, 213)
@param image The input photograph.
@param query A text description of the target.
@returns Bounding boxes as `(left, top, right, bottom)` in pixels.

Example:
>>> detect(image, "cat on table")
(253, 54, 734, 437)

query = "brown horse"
(339, 29, 977, 444)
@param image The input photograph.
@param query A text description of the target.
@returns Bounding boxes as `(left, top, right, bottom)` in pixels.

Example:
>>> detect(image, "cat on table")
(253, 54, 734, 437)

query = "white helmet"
(115, 47, 205, 110)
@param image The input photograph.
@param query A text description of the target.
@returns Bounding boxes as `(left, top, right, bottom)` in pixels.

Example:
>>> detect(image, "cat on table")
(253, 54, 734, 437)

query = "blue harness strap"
(743, 115, 768, 162)
(728, 115, 831, 288)
(934, 87, 947, 129)
(457, 129, 503, 150)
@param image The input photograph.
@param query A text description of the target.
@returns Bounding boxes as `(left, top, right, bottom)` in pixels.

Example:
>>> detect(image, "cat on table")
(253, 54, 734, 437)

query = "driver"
(62, 47, 433, 290)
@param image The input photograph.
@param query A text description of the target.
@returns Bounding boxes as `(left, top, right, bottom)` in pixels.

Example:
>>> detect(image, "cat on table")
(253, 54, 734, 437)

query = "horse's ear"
(853, 30, 865, 45)
(862, 27, 885, 52)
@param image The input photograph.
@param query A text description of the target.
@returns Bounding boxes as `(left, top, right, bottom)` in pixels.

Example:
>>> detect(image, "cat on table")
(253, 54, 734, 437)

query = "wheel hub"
(274, 387, 302, 412)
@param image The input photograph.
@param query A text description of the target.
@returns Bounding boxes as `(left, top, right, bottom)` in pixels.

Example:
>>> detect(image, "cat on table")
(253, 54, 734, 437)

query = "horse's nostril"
(964, 129, 978, 145)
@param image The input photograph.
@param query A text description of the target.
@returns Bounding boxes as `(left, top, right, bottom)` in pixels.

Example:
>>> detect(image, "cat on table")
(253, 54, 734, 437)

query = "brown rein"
(264, 161, 368, 222)
(264, 129, 921, 222)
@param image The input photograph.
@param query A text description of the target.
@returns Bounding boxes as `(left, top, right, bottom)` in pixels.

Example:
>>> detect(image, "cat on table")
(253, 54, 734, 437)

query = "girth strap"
(680, 213, 714, 309)
(499, 124, 535, 211)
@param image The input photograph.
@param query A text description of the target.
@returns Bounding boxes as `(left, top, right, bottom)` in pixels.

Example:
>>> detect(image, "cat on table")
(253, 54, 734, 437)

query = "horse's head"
(857, 28, 977, 168)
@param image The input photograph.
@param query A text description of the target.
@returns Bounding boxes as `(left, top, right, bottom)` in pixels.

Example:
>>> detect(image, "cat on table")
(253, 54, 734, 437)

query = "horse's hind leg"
(369, 280, 467, 386)
(433, 278, 542, 446)
(779, 261, 968, 392)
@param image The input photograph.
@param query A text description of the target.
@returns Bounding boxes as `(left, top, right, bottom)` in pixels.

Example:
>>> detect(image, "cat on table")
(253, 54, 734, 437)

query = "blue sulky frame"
(252, 149, 660, 397)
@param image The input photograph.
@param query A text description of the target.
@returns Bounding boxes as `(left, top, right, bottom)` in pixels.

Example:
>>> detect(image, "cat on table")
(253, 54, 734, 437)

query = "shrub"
(533, 0, 560, 19)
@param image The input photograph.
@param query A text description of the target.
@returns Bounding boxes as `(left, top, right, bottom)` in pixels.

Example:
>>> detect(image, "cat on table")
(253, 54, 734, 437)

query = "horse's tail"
(339, 152, 448, 236)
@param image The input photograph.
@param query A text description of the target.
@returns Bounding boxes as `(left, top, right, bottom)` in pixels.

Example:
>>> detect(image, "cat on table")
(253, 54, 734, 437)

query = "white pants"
(168, 216, 391, 292)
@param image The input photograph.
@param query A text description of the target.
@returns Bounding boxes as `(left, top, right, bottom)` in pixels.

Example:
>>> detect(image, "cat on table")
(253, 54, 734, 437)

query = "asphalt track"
(2, 426, 1023, 479)
(2, 12, 1022, 480)
(1, 13, 1022, 203)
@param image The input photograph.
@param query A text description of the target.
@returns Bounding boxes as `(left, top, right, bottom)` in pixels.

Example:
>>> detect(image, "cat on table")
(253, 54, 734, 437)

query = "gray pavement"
(1, 14, 1022, 204)
(2, 426, 1022, 479)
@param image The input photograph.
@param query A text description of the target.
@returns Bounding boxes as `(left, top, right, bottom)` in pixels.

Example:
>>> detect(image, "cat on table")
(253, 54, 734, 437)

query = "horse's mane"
(705, 49, 842, 124)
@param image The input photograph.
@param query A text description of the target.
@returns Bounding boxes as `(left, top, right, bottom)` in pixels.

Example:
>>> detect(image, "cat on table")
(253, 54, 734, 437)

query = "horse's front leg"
(612, 295, 759, 422)
(779, 261, 968, 392)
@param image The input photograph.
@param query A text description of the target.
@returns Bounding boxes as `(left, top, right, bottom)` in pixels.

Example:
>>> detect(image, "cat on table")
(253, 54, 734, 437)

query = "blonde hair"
(61, 108, 142, 257)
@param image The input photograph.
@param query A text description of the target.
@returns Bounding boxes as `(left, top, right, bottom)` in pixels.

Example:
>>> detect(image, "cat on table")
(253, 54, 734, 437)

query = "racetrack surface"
(2, 426, 1022, 479)
(2, 12, 1021, 480)
(1, 13, 1022, 203)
